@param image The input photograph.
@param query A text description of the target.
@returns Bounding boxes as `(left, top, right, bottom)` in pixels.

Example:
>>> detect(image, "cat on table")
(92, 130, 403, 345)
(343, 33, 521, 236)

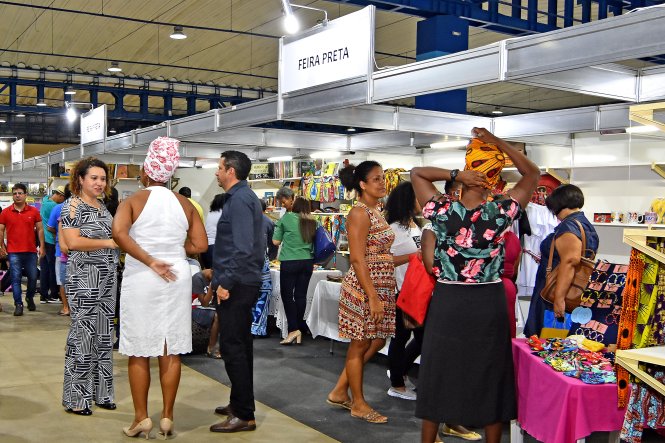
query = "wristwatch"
(449, 169, 459, 183)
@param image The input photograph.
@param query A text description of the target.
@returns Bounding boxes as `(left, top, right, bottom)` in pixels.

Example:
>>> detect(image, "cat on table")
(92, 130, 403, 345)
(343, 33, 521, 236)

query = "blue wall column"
(415, 15, 469, 114)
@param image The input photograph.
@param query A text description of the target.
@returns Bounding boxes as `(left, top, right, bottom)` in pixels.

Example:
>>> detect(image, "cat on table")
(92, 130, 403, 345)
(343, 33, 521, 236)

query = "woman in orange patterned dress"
(326, 161, 397, 424)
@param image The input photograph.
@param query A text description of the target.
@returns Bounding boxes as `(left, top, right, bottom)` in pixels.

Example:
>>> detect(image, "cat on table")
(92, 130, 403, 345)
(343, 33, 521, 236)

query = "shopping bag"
(540, 311, 571, 339)
(396, 255, 435, 326)
(313, 225, 336, 264)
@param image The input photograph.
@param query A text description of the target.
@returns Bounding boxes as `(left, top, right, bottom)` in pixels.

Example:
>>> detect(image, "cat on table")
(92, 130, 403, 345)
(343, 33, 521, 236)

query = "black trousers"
(279, 259, 314, 333)
(388, 307, 424, 388)
(217, 283, 260, 421)
(39, 242, 58, 299)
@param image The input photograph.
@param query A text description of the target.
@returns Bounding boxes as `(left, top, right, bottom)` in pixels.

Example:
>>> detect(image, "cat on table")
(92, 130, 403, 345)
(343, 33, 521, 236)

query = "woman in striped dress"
(327, 161, 397, 424)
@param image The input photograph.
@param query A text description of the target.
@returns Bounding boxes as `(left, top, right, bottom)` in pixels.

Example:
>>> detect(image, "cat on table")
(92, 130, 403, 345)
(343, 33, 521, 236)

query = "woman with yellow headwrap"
(410, 128, 540, 443)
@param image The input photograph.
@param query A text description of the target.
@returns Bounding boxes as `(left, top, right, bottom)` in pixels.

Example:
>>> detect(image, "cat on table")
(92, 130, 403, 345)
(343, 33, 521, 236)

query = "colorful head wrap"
(143, 137, 180, 183)
(464, 138, 506, 189)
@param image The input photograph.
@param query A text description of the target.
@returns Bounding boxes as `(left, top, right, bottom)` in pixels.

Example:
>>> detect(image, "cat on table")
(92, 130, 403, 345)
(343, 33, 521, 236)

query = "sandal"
(206, 350, 222, 359)
(58, 311, 70, 316)
(326, 397, 352, 411)
(441, 425, 482, 441)
(350, 409, 387, 424)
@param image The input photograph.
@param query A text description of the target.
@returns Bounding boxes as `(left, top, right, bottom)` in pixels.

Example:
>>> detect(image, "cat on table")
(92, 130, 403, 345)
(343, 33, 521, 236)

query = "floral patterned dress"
(338, 202, 396, 340)
(423, 194, 521, 282)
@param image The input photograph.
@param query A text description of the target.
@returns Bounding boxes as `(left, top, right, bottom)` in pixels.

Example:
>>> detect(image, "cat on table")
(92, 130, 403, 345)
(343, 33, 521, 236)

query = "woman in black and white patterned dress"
(61, 157, 119, 416)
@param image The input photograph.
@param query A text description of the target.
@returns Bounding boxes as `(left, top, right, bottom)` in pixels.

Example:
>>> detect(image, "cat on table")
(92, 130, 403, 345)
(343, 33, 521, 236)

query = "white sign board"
(10, 139, 24, 164)
(279, 6, 374, 94)
(80, 104, 107, 145)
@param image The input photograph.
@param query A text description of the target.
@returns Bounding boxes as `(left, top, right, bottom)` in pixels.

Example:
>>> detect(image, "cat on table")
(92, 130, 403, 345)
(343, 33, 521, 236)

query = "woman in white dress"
(112, 137, 207, 439)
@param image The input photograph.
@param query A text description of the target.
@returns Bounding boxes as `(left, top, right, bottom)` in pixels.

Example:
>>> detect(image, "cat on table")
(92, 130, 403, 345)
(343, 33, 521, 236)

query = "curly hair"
(385, 181, 420, 229)
(69, 157, 111, 197)
(339, 161, 381, 196)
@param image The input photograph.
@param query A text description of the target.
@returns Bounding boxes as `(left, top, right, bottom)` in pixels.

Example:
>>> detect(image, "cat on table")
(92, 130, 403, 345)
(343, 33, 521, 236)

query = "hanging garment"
(516, 203, 559, 296)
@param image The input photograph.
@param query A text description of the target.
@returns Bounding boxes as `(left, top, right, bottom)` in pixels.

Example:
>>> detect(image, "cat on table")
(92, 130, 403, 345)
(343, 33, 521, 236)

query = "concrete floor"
(0, 295, 336, 443)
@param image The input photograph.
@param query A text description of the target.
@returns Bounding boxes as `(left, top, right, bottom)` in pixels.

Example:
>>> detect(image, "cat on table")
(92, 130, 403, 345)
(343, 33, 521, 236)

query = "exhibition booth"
(4, 5, 665, 442)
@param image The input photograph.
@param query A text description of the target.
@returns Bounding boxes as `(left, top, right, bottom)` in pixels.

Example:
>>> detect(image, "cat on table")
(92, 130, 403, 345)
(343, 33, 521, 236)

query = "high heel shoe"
(280, 330, 302, 345)
(158, 418, 174, 440)
(122, 417, 153, 439)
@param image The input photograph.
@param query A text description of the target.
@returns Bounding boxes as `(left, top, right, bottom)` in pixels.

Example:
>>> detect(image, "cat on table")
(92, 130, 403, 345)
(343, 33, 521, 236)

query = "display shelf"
(312, 212, 347, 216)
(616, 346, 665, 397)
(617, 228, 665, 397)
(593, 222, 665, 228)
(247, 177, 300, 183)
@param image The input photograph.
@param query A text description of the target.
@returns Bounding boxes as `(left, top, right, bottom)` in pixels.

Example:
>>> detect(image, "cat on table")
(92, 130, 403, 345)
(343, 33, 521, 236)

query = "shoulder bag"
(313, 225, 336, 264)
(397, 254, 436, 326)
(540, 219, 595, 313)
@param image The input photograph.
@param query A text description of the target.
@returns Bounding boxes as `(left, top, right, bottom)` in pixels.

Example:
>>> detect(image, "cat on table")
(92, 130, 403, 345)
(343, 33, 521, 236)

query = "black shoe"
(95, 402, 117, 410)
(13, 305, 23, 316)
(26, 299, 36, 311)
(47, 298, 62, 304)
(66, 408, 93, 416)
(40, 297, 48, 304)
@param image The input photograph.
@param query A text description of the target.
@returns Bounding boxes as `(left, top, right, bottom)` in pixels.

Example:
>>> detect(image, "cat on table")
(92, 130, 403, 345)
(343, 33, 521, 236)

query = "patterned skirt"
(251, 257, 272, 336)
(338, 258, 396, 341)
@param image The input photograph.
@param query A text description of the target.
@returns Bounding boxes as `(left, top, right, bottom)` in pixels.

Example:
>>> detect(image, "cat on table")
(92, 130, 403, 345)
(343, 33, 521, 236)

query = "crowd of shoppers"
(1, 126, 584, 440)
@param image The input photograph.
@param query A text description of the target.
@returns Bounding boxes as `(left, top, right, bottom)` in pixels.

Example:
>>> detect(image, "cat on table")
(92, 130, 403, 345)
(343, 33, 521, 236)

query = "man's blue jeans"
(9, 252, 38, 306)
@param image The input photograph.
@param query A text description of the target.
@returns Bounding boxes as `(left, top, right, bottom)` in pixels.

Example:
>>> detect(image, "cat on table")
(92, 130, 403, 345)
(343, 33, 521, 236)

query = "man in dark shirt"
(210, 150, 265, 433)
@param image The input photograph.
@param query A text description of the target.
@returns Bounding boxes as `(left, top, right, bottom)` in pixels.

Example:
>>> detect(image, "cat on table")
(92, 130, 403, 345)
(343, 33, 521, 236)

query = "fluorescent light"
(108, 62, 122, 72)
(66, 106, 77, 123)
(170, 26, 187, 40)
(491, 107, 504, 115)
(64, 86, 76, 95)
(109, 128, 117, 134)
(0, 141, 7, 151)
(310, 151, 341, 159)
(16, 113, 25, 118)
(430, 140, 468, 149)
(347, 127, 356, 132)
(267, 155, 293, 162)
(36, 100, 47, 107)
(625, 125, 659, 134)
(0, 118, 5, 123)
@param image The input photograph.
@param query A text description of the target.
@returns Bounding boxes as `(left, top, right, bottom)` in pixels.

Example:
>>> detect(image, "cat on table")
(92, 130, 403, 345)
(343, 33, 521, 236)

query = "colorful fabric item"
(634, 251, 662, 349)
(620, 369, 665, 443)
(423, 195, 520, 283)
(617, 249, 645, 407)
(338, 202, 396, 340)
(143, 137, 180, 183)
(251, 257, 272, 336)
(464, 138, 506, 189)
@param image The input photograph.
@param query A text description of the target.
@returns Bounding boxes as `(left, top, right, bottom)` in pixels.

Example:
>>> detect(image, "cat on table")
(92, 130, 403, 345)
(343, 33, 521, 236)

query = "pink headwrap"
(143, 137, 180, 183)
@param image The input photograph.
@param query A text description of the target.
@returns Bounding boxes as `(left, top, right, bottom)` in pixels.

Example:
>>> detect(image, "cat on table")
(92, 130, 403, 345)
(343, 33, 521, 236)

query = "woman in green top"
(272, 196, 317, 345)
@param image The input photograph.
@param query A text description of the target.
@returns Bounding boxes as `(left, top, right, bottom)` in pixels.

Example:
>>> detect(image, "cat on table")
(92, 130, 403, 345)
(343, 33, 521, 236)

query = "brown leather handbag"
(540, 220, 596, 313)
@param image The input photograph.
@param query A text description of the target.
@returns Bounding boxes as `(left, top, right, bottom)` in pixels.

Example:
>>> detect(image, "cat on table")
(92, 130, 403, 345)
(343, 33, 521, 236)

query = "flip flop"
(326, 398, 352, 411)
(350, 409, 387, 424)
(441, 425, 482, 441)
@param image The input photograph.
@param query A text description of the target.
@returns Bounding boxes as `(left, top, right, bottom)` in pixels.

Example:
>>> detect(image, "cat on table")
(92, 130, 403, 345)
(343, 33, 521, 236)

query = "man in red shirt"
(0, 183, 46, 316)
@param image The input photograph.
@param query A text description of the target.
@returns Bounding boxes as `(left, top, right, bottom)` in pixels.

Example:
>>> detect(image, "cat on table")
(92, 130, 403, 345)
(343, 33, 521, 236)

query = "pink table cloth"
(512, 339, 626, 443)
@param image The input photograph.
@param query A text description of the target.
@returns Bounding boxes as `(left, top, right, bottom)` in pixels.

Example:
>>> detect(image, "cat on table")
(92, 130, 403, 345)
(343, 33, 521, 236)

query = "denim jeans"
(40, 242, 58, 299)
(9, 252, 38, 306)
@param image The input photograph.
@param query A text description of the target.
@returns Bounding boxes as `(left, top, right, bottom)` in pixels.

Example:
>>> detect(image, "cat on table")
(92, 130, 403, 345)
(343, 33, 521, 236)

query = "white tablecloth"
(306, 280, 349, 342)
(268, 268, 343, 338)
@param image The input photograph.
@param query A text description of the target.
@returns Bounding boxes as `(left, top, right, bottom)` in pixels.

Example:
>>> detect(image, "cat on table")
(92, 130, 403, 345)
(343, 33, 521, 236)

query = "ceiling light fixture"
(64, 86, 76, 95)
(36, 100, 47, 107)
(16, 112, 25, 118)
(625, 125, 659, 134)
(310, 151, 341, 159)
(65, 102, 77, 123)
(267, 155, 293, 162)
(347, 127, 356, 132)
(0, 141, 7, 152)
(491, 107, 504, 115)
(170, 26, 187, 40)
(109, 128, 117, 134)
(108, 62, 122, 72)
(0, 118, 6, 123)
(430, 140, 469, 149)
(281, 0, 300, 34)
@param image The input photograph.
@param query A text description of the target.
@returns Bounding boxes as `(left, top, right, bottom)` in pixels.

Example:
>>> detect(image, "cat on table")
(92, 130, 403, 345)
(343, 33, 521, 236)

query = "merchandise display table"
(268, 268, 343, 338)
(306, 280, 348, 342)
(511, 339, 625, 443)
